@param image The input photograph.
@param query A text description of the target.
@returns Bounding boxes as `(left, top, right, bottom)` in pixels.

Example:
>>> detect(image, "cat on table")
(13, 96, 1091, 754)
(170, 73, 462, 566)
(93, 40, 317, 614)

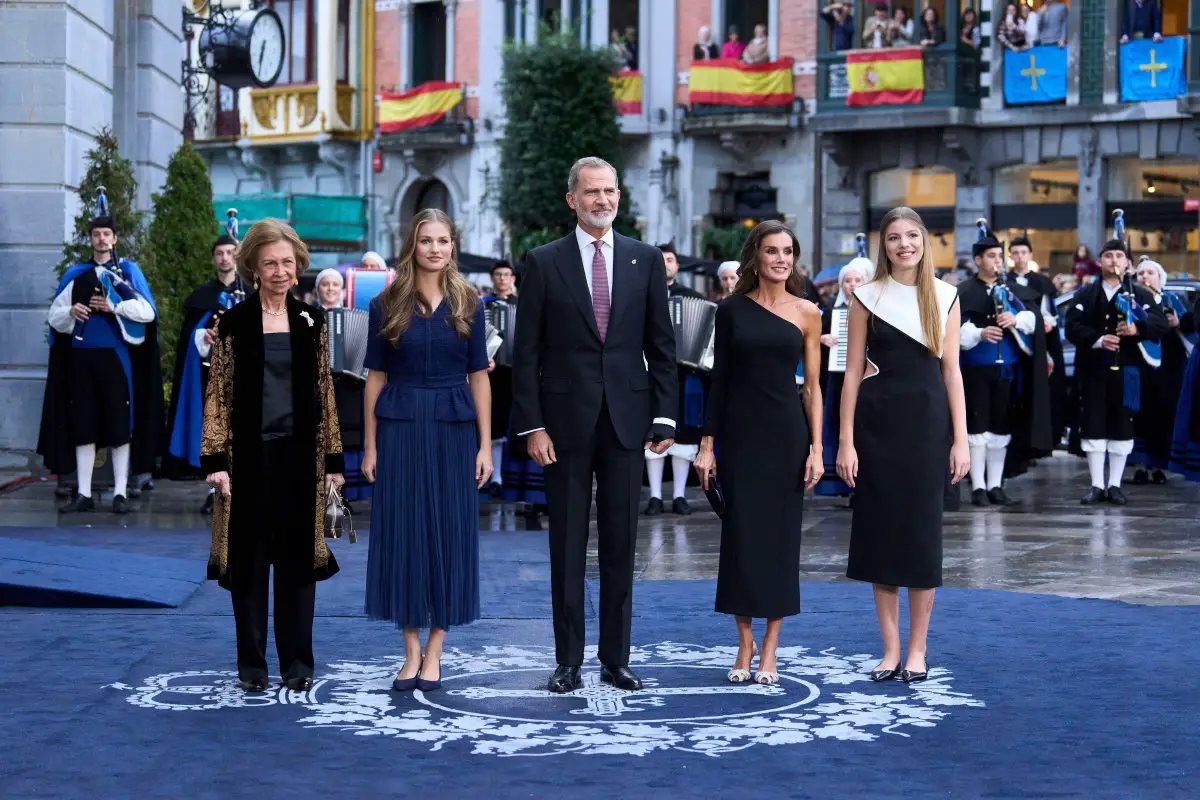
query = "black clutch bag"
(703, 479, 726, 519)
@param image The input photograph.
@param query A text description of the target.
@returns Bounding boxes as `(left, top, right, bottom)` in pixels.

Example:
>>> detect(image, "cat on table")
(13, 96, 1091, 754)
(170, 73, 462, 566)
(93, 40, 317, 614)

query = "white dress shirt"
(47, 266, 156, 334)
(576, 225, 614, 302)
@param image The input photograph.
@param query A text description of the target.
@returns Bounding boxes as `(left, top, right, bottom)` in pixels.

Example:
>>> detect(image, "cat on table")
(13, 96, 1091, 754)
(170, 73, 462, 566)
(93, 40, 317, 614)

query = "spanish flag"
(378, 81, 464, 132)
(846, 48, 924, 106)
(689, 58, 794, 107)
(611, 70, 642, 115)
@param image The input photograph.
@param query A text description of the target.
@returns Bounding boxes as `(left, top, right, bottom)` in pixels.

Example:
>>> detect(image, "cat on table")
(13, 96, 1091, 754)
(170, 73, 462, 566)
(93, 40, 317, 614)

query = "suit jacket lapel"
(557, 235, 601, 340)
(608, 233, 633, 336)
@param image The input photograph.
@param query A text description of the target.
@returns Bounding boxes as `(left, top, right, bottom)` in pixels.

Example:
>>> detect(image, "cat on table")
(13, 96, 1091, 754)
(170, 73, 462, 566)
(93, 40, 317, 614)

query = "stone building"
(0, 0, 183, 457)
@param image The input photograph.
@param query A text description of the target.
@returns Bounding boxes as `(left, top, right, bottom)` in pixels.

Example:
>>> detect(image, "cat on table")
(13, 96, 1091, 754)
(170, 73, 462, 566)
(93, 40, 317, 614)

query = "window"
(1106, 158, 1200, 275)
(504, 0, 518, 41)
(992, 162, 1079, 275)
(215, 83, 240, 137)
(724, 0, 768, 47)
(868, 167, 957, 268)
(272, 0, 315, 84)
(609, 0, 639, 70)
(337, 0, 350, 83)
(412, 2, 447, 86)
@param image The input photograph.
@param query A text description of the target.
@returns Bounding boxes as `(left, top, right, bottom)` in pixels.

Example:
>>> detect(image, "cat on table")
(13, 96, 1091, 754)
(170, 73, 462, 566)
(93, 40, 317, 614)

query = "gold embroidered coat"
(201, 293, 344, 590)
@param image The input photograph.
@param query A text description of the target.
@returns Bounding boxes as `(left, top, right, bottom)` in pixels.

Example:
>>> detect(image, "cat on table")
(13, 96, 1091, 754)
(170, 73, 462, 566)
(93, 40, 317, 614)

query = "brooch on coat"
(299, 310, 314, 327)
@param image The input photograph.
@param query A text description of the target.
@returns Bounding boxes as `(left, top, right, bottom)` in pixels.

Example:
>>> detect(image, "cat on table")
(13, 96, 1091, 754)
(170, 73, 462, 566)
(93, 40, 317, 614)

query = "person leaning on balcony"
(610, 30, 632, 68)
(722, 26, 746, 59)
(862, 3, 890, 49)
(919, 7, 946, 48)
(887, 6, 915, 47)
(997, 3, 1028, 51)
(1020, 3, 1039, 44)
(743, 24, 771, 65)
(822, 3, 856, 52)
(694, 25, 719, 60)
(1121, 0, 1164, 44)
(959, 8, 981, 48)
(1037, 0, 1068, 47)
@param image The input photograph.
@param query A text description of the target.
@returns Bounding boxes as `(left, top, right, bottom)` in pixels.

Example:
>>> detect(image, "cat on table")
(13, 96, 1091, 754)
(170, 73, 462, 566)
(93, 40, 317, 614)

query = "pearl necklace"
(262, 305, 287, 317)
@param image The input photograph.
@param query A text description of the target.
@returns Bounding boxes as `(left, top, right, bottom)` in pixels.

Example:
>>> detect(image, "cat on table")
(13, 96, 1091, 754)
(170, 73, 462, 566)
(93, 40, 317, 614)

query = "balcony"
(681, 58, 799, 136)
(377, 82, 474, 154)
(811, 44, 981, 133)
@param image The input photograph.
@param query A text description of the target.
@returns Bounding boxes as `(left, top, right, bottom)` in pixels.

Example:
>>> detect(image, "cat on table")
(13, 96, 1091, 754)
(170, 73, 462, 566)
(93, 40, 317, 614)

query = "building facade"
(0, 0, 183, 456)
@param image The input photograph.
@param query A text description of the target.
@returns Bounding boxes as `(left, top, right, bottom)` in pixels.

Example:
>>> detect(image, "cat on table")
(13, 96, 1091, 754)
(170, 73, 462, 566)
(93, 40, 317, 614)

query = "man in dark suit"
(512, 157, 678, 694)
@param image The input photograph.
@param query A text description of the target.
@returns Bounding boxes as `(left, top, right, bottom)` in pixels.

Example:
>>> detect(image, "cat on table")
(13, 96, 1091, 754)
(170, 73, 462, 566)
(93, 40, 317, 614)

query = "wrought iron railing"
(817, 45, 982, 114)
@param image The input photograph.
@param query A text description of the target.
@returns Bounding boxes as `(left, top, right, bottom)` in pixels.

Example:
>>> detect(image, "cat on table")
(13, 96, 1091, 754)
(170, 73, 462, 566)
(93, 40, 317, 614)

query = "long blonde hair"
(732, 220, 808, 299)
(874, 206, 942, 355)
(378, 209, 477, 344)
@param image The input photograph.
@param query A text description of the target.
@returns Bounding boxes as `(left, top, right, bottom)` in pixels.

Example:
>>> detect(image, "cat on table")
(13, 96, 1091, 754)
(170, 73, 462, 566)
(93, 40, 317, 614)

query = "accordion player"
(668, 294, 718, 372)
(484, 299, 515, 366)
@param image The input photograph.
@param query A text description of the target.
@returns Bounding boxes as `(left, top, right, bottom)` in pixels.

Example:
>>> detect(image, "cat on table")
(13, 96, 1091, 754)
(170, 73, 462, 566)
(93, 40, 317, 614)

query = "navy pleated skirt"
(365, 388, 480, 629)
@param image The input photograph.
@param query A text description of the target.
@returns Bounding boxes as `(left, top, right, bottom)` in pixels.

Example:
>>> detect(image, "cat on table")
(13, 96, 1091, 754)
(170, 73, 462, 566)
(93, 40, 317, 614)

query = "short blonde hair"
(236, 218, 310, 285)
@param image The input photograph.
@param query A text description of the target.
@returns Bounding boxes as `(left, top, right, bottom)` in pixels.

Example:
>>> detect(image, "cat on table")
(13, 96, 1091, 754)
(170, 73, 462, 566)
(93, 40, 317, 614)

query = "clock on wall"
(200, 7, 285, 90)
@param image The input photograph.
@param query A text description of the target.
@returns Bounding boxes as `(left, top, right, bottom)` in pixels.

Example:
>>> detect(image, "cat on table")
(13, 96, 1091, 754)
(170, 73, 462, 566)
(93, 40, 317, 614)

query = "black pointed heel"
(869, 662, 901, 682)
(901, 659, 929, 684)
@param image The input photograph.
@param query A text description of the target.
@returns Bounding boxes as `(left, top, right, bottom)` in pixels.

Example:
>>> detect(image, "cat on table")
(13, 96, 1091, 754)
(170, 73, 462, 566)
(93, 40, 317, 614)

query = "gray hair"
(567, 157, 619, 195)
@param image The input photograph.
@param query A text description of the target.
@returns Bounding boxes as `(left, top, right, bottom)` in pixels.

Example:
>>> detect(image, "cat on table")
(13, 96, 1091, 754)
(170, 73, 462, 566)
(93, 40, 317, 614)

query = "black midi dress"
(846, 277, 957, 589)
(704, 294, 810, 619)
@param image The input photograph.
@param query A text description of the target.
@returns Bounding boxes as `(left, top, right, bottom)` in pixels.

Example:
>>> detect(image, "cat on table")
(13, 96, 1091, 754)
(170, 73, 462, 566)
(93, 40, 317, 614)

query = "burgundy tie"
(591, 240, 610, 340)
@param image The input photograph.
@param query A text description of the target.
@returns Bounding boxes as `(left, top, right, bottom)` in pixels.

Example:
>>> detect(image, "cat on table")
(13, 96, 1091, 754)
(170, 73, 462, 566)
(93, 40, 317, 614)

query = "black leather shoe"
(1080, 487, 1106, 505)
(547, 664, 581, 693)
(1106, 486, 1128, 506)
(200, 493, 215, 515)
(672, 497, 692, 516)
(239, 678, 270, 692)
(971, 488, 988, 507)
(54, 479, 75, 498)
(1151, 470, 1168, 485)
(59, 494, 95, 514)
(284, 676, 313, 692)
(1130, 469, 1150, 485)
(112, 495, 130, 514)
(901, 666, 929, 684)
(600, 664, 644, 691)
(987, 487, 1019, 506)
(643, 497, 663, 516)
(869, 663, 901, 682)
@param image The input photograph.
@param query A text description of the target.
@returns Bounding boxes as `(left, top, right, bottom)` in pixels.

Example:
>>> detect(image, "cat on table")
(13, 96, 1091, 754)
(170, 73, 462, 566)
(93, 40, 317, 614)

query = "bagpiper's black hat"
(212, 234, 238, 254)
(88, 187, 116, 234)
(1099, 239, 1129, 257)
(973, 218, 1003, 258)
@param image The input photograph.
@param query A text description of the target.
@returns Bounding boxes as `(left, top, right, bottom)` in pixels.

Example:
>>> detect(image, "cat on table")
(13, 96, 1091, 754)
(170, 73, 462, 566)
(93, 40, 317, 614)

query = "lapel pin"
(632, 258, 637, 265)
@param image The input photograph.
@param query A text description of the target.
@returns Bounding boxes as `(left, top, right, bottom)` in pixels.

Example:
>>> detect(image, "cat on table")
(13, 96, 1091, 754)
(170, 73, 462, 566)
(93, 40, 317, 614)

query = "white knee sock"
(75, 444, 96, 498)
(1107, 441, 1133, 488)
(491, 442, 503, 485)
(646, 457, 664, 499)
(985, 447, 1007, 490)
(968, 444, 986, 492)
(1086, 452, 1106, 489)
(670, 455, 690, 499)
(111, 444, 131, 498)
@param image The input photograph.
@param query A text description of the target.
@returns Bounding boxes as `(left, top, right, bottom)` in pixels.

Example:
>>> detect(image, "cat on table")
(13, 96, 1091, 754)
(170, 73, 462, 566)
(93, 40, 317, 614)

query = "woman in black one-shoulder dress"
(693, 221, 824, 686)
(837, 207, 970, 685)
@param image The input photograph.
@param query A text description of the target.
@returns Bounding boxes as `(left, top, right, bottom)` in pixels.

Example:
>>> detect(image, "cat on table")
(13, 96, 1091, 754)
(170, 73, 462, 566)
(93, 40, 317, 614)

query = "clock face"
(248, 9, 285, 87)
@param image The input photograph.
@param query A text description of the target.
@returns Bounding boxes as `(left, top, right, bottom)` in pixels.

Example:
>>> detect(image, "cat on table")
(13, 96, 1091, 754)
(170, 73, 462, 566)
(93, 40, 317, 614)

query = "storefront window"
(1107, 158, 1200, 277)
(868, 167, 956, 268)
(990, 161, 1078, 275)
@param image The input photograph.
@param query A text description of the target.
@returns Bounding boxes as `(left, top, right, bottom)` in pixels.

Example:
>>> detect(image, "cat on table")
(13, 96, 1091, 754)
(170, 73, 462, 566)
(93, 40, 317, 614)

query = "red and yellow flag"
(689, 58, 794, 107)
(378, 81, 464, 132)
(610, 70, 642, 115)
(845, 47, 924, 106)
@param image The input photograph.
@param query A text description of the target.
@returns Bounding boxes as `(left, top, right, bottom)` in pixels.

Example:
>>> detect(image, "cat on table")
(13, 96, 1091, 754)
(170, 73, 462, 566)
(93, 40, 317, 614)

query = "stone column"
(768, 0, 779, 60)
(317, 0, 337, 130)
(400, 1, 414, 89)
(954, 185, 989, 265)
(445, 0, 457, 82)
(1076, 143, 1106, 251)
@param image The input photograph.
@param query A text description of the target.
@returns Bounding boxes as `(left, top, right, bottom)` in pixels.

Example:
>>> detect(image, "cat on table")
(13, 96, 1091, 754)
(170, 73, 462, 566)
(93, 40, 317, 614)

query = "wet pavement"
(3, 452, 1197, 605)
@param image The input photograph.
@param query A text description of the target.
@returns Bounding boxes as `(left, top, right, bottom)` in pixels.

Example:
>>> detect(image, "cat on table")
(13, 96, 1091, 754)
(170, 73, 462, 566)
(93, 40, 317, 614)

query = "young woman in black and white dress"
(836, 207, 970, 684)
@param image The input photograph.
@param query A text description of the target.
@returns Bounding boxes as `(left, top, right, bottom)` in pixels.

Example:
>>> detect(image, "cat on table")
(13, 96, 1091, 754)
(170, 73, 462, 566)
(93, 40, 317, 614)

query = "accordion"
(669, 295, 717, 371)
(326, 307, 371, 379)
(485, 300, 515, 366)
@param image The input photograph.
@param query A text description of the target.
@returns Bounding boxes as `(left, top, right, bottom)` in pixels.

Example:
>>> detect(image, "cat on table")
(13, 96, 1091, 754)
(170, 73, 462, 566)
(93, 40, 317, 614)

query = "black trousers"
(544, 399, 641, 667)
(230, 436, 316, 683)
(963, 364, 1013, 436)
(68, 348, 132, 447)
(1079, 365, 1135, 441)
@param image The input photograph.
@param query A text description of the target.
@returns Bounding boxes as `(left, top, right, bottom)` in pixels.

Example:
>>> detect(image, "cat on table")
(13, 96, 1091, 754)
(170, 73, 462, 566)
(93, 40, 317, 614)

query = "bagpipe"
(1162, 289, 1197, 357)
(200, 210, 248, 367)
(72, 187, 149, 345)
(975, 218, 1033, 359)
(1110, 211, 1159, 370)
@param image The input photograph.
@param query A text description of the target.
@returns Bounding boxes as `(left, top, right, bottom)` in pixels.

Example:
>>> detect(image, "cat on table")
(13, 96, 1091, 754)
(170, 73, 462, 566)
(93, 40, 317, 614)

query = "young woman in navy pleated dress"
(362, 208, 492, 692)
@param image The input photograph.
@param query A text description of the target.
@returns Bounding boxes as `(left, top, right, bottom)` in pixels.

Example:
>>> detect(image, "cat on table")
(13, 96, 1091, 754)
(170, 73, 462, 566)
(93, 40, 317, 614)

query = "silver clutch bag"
(324, 485, 357, 543)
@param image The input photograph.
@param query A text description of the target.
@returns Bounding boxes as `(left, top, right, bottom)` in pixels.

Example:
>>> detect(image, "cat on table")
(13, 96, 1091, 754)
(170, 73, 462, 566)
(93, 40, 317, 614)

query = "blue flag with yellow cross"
(1120, 37, 1187, 102)
(1004, 45, 1067, 105)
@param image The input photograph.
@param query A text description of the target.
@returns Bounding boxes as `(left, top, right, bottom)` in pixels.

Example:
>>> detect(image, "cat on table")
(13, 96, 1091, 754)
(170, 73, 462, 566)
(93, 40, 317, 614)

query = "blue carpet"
(0, 528, 1197, 798)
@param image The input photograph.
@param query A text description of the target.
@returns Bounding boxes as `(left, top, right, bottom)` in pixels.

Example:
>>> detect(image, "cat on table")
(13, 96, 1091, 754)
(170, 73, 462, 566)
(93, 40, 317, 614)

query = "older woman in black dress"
(693, 221, 824, 686)
(836, 207, 970, 684)
(202, 219, 345, 693)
